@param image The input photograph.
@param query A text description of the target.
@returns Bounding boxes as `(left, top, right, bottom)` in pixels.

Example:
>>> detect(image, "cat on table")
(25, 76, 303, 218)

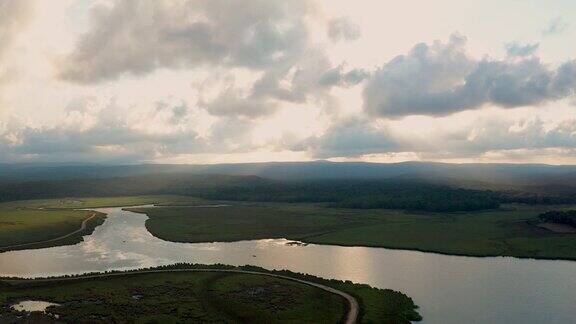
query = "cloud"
(200, 86, 276, 118)
(57, 0, 358, 120)
(0, 95, 276, 163)
(505, 42, 539, 57)
(419, 117, 576, 159)
(543, 17, 569, 36)
(251, 48, 335, 103)
(291, 113, 576, 160)
(327, 17, 361, 42)
(297, 118, 399, 158)
(363, 34, 576, 118)
(319, 65, 368, 87)
(0, 97, 206, 163)
(0, 0, 32, 59)
(0, 0, 33, 90)
(199, 46, 362, 118)
(208, 116, 256, 152)
(58, 0, 314, 83)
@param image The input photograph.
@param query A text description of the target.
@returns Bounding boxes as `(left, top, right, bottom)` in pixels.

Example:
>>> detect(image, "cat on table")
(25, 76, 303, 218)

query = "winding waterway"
(1, 206, 575, 323)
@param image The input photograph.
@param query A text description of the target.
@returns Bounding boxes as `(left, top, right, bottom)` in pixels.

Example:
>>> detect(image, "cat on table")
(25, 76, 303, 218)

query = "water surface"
(1, 207, 575, 324)
(11, 300, 59, 313)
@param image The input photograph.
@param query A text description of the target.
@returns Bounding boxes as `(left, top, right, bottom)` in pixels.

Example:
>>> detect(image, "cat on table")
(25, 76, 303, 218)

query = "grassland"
(0, 196, 205, 251)
(0, 264, 422, 323)
(4, 194, 576, 259)
(131, 202, 576, 260)
(2, 195, 205, 210)
(0, 206, 105, 251)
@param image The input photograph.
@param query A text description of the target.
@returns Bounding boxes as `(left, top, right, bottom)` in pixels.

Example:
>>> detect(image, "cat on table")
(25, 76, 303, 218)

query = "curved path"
(0, 212, 98, 252)
(3, 268, 359, 324)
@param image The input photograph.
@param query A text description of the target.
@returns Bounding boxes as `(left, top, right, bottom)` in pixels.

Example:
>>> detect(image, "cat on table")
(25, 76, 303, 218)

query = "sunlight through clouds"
(1, 0, 576, 164)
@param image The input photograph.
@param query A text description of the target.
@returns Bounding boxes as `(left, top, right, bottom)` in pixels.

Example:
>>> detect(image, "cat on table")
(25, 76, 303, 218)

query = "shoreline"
(0, 211, 106, 253)
(3, 202, 576, 263)
(125, 206, 576, 263)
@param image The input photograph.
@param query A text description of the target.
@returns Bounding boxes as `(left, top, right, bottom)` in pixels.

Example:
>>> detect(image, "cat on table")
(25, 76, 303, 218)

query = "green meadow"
(131, 201, 576, 260)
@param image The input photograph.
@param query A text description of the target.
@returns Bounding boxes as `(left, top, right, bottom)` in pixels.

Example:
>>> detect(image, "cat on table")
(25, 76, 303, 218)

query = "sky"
(1, 0, 576, 165)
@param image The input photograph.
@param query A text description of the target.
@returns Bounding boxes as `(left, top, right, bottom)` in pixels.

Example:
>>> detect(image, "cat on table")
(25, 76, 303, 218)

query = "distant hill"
(4, 161, 576, 195)
(0, 173, 275, 202)
(3, 162, 576, 210)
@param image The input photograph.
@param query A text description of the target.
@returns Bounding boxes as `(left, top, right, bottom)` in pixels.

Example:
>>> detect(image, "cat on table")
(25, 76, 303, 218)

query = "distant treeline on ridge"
(2, 171, 576, 213)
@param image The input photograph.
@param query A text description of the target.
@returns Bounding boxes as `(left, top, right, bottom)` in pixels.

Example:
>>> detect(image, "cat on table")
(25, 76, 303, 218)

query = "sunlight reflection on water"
(1, 207, 575, 324)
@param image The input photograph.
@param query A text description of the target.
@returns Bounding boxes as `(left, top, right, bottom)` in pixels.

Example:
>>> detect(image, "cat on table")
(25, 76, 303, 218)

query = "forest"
(3, 171, 576, 213)
(539, 210, 576, 227)
(186, 180, 502, 212)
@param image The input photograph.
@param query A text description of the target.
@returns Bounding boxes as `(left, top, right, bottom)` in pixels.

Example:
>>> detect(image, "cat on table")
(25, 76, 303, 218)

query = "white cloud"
(505, 42, 539, 57)
(363, 34, 576, 118)
(57, 0, 316, 83)
(293, 112, 576, 160)
(3, 1, 576, 164)
(0, 97, 206, 163)
(0, 0, 32, 60)
(0, 0, 33, 99)
(327, 17, 361, 42)
(543, 17, 569, 36)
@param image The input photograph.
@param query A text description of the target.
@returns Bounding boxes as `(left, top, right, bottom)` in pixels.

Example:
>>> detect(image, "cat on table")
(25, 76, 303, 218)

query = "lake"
(1, 206, 575, 323)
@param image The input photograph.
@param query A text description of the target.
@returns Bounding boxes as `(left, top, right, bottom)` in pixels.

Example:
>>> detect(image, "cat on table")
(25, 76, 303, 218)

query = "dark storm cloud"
(363, 34, 576, 118)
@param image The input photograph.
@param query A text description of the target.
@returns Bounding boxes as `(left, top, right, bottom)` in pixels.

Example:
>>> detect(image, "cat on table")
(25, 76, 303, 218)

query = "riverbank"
(0, 264, 422, 324)
(3, 195, 576, 260)
(130, 201, 576, 261)
(0, 206, 106, 252)
(2, 205, 576, 323)
(0, 196, 205, 251)
(0, 212, 104, 253)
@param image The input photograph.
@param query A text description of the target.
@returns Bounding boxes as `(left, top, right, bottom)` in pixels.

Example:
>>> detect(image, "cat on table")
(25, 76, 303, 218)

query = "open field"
(0, 196, 206, 250)
(0, 206, 105, 251)
(3, 195, 576, 259)
(131, 201, 576, 260)
(0, 272, 345, 323)
(130, 202, 369, 243)
(1, 195, 205, 210)
(0, 264, 422, 323)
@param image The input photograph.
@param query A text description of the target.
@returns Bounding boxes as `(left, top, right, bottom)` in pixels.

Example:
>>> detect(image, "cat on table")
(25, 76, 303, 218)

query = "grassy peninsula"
(0, 264, 421, 323)
(130, 201, 576, 260)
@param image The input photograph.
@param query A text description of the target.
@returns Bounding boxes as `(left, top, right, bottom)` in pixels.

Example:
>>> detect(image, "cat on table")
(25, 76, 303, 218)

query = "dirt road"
(3, 268, 359, 324)
(0, 212, 98, 252)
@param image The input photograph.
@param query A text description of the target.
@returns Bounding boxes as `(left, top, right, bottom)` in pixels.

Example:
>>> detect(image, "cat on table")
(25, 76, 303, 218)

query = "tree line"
(186, 179, 501, 212)
(4, 172, 576, 213)
(539, 210, 576, 227)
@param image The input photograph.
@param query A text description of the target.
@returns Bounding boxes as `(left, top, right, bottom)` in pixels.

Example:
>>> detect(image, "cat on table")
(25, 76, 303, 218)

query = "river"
(1, 206, 575, 323)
